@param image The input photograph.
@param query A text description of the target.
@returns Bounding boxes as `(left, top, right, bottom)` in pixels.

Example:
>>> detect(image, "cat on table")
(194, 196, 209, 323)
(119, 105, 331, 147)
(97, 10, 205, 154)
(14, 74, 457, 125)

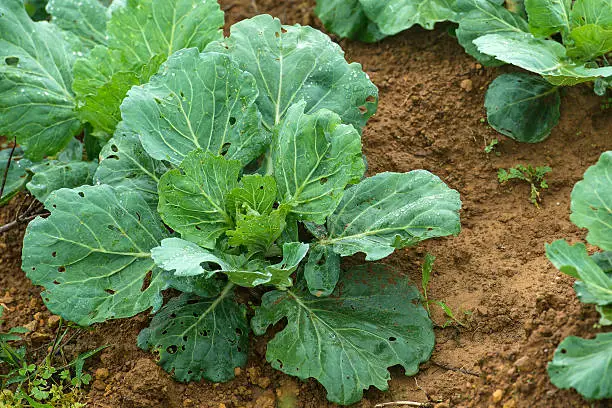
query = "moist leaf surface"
(322, 171, 461, 260)
(22, 185, 171, 325)
(252, 265, 434, 405)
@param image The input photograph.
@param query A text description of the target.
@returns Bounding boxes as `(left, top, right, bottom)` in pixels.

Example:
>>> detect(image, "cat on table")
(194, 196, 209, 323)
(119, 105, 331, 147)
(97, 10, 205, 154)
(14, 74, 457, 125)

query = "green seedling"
(498, 164, 551, 207)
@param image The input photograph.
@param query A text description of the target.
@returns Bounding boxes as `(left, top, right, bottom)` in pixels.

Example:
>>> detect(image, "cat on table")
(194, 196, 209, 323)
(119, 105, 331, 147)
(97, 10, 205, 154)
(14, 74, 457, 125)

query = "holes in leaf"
(161, 330, 168, 335)
(170, 313, 177, 318)
(194, 225, 202, 231)
(5, 56, 19, 66)
(51, 251, 57, 257)
(561, 348, 567, 354)
(135, 212, 141, 221)
(111, 144, 119, 153)
(154, 98, 162, 105)
(276, 359, 283, 369)
(220, 142, 231, 155)
(31, 267, 36, 271)
(187, 370, 193, 375)
(365, 95, 376, 103)
(78, 191, 85, 198)
(281, 28, 288, 34)
(180, 91, 185, 98)
(358, 105, 367, 114)
(166, 345, 178, 355)
(182, 335, 188, 342)
(58, 266, 66, 273)
(107, 155, 120, 160)
(275, 31, 280, 38)
(105, 288, 116, 295)
(200, 330, 208, 337)
(53, 280, 60, 285)
(237, 346, 242, 352)
(320, 177, 328, 185)
(141, 270, 152, 292)
(229, 117, 236, 126)
(389, 336, 397, 342)
(235, 328, 243, 336)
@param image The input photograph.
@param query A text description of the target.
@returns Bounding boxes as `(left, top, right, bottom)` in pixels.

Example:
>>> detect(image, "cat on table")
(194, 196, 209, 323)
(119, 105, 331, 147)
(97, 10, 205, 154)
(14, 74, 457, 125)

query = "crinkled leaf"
(158, 152, 239, 248)
(546, 240, 612, 305)
(322, 171, 461, 261)
(273, 102, 365, 224)
(73, 0, 224, 136)
(205, 15, 378, 131)
(455, 0, 529, 66)
(0, 147, 32, 205)
(304, 244, 340, 297)
(57, 138, 84, 162)
(525, 0, 571, 37)
(548, 333, 612, 399)
(94, 125, 169, 207)
(47, 0, 108, 49)
(474, 32, 612, 84)
(152, 237, 273, 287)
(22, 185, 171, 326)
(0, 0, 80, 160)
(570, 151, 612, 251)
(24, 0, 49, 20)
(137, 289, 248, 382)
(314, 0, 387, 42)
(26, 160, 97, 203)
(484, 73, 560, 143)
(227, 209, 287, 253)
(571, 0, 612, 29)
(359, 0, 458, 33)
(252, 264, 434, 405)
(266, 242, 310, 288)
(567, 24, 612, 61)
(121, 49, 268, 166)
(227, 175, 277, 217)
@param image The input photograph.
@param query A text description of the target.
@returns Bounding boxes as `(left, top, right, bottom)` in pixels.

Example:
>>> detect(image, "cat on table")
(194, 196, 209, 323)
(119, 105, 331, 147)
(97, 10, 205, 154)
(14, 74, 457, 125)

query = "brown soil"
(2, 1, 612, 407)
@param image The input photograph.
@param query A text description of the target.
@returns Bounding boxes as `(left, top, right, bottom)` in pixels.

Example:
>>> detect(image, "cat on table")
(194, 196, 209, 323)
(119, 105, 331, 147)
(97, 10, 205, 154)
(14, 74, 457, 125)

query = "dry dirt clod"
(460, 79, 473, 92)
(95, 367, 110, 380)
(492, 389, 503, 403)
(514, 356, 533, 371)
(47, 315, 60, 328)
(93, 379, 107, 391)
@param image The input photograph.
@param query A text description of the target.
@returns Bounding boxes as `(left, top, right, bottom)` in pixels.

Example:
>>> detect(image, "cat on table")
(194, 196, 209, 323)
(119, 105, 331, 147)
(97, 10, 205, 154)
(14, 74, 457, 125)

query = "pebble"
(514, 356, 533, 371)
(47, 315, 60, 328)
(234, 367, 241, 376)
(92, 379, 106, 391)
(460, 79, 473, 92)
(492, 389, 503, 403)
(95, 368, 110, 380)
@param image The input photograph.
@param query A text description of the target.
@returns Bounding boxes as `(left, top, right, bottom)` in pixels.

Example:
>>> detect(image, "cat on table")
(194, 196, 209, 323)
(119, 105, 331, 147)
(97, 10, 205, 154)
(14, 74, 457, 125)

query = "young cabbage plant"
(545, 151, 612, 400)
(21, 15, 462, 406)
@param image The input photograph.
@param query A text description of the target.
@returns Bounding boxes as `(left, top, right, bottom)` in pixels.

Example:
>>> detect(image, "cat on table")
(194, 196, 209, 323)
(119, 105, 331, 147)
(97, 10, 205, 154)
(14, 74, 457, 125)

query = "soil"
(1, 1, 611, 407)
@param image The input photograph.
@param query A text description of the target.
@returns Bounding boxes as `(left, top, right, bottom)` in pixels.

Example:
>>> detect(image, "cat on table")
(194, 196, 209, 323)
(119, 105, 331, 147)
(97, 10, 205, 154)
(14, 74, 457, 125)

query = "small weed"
(421, 254, 468, 328)
(498, 164, 552, 208)
(484, 138, 500, 156)
(0, 305, 106, 407)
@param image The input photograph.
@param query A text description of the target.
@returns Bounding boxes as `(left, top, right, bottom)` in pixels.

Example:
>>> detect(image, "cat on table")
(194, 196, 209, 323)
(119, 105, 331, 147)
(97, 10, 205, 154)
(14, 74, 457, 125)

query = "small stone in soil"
(492, 389, 503, 403)
(95, 367, 110, 380)
(460, 79, 473, 92)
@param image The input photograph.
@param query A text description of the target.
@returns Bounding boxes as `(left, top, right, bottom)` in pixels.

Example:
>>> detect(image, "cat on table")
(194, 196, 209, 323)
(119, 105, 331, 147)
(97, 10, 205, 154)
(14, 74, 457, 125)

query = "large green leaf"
(574, 252, 612, 305)
(455, 0, 529, 66)
(266, 242, 310, 288)
(359, 0, 458, 33)
(474, 32, 612, 84)
(321, 172, 461, 261)
(0, 147, 32, 205)
(546, 240, 612, 305)
(94, 124, 170, 207)
(314, 0, 387, 42)
(0, 0, 80, 160)
(252, 265, 434, 405)
(152, 238, 229, 278)
(205, 15, 378, 131)
(73, 0, 224, 137)
(47, 0, 108, 49)
(571, 0, 612, 28)
(525, 0, 571, 37)
(137, 288, 248, 382)
(157, 151, 239, 248)
(484, 73, 560, 143)
(26, 160, 97, 203)
(121, 49, 268, 166)
(570, 151, 612, 251)
(548, 333, 612, 399)
(273, 102, 365, 224)
(567, 24, 612, 61)
(22, 185, 171, 326)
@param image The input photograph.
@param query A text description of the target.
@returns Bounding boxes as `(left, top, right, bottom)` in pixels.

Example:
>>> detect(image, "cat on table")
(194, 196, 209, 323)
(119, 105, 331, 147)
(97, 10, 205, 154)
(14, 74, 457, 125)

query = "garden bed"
(1, 0, 611, 407)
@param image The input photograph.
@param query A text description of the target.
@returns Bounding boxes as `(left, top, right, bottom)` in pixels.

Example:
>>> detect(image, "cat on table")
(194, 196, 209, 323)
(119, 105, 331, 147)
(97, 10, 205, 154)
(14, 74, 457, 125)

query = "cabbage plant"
(7, 3, 463, 405)
(546, 151, 612, 399)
